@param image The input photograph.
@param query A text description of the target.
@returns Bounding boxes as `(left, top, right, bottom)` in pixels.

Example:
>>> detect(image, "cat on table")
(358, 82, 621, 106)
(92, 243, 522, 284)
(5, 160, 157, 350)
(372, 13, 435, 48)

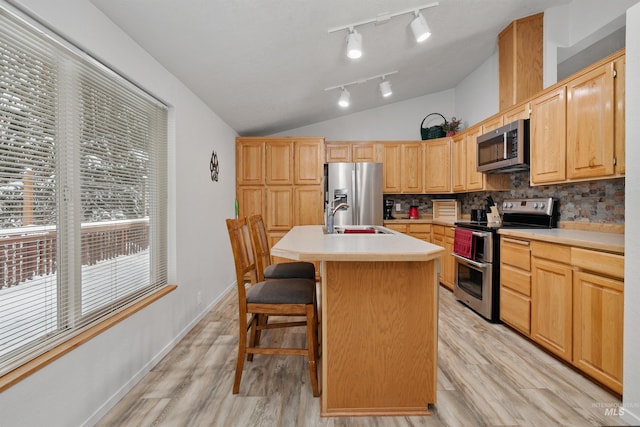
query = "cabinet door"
(465, 126, 484, 191)
(266, 141, 293, 185)
(443, 229, 455, 289)
(401, 143, 423, 193)
(531, 257, 573, 361)
(501, 287, 531, 335)
(614, 56, 625, 175)
(265, 187, 293, 231)
(237, 186, 264, 218)
(407, 223, 431, 242)
(381, 144, 402, 193)
(352, 143, 378, 162)
(451, 134, 466, 192)
(294, 186, 324, 225)
(325, 143, 351, 163)
(530, 86, 567, 184)
(424, 139, 451, 193)
(294, 140, 323, 185)
(236, 140, 264, 185)
(482, 115, 503, 133)
(503, 102, 530, 123)
(566, 63, 615, 180)
(573, 271, 623, 394)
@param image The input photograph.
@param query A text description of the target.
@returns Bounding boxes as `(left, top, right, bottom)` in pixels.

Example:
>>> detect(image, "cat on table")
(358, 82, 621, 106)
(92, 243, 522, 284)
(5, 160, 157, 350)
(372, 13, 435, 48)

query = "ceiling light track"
(324, 70, 398, 92)
(325, 71, 398, 107)
(327, 2, 438, 34)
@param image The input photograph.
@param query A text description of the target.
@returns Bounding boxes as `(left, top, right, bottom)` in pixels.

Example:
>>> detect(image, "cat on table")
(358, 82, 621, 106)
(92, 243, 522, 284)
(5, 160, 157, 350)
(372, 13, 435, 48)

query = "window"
(0, 5, 168, 377)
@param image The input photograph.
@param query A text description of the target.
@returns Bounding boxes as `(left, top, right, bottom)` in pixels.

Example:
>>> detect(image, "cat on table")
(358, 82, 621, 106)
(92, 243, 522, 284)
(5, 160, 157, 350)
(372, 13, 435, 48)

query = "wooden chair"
(226, 217, 319, 397)
(248, 214, 316, 281)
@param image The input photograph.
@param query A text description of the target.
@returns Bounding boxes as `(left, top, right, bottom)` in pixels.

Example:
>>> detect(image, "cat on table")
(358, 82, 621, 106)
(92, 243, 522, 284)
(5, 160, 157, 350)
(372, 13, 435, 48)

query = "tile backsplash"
(384, 172, 625, 224)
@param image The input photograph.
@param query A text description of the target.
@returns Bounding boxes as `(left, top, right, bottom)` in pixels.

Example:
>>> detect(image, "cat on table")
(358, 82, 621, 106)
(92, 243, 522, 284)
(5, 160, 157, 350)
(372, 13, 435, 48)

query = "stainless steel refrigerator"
(324, 162, 383, 226)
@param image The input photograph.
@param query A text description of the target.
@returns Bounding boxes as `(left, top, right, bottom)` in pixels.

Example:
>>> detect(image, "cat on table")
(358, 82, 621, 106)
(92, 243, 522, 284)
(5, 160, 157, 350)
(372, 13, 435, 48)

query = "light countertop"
(271, 225, 445, 262)
(498, 228, 624, 254)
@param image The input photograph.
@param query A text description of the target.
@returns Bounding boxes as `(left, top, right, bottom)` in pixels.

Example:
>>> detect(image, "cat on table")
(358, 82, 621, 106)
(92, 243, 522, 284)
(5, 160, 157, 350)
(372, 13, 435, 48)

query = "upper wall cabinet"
(498, 13, 543, 111)
(529, 50, 625, 186)
(424, 138, 451, 193)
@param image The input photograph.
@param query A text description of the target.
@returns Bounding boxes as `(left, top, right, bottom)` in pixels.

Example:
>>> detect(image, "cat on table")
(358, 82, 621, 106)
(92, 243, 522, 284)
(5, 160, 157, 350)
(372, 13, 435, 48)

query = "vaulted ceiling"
(91, 0, 570, 136)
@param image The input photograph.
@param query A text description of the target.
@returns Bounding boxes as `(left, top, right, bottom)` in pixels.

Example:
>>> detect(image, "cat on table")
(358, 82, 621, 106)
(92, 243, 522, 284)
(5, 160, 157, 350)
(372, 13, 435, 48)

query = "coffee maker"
(384, 199, 394, 220)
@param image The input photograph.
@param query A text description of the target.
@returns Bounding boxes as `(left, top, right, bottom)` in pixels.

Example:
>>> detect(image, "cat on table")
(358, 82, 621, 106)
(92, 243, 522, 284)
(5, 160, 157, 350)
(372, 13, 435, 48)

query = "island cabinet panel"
(294, 140, 323, 184)
(236, 140, 264, 185)
(265, 141, 294, 185)
(566, 62, 615, 180)
(531, 242, 573, 362)
(530, 86, 567, 184)
(322, 260, 437, 415)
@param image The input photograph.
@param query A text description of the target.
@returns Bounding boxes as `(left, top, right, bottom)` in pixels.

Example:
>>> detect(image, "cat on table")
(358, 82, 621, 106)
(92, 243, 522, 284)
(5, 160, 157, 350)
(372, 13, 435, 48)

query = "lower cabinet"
(500, 236, 624, 394)
(432, 225, 454, 290)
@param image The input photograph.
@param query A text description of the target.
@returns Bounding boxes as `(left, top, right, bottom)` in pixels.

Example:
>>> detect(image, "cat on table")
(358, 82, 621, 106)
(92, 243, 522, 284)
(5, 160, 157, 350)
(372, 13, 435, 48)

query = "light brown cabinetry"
(380, 142, 423, 193)
(424, 138, 451, 193)
(383, 222, 431, 242)
(451, 134, 466, 192)
(572, 247, 624, 394)
(498, 13, 543, 111)
(464, 126, 484, 191)
(500, 237, 532, 334)
(237, 137, 324, 269)
(432, 225, 454, 290)
(325, 142, 380, 163)
(531, 241, 573, 362)
(529, 51, 625, 186)
(499, 235, 625, 393)
(566, 62, 615, 180)
(530, 86, 567, 184)
(381, 143, 402, 193)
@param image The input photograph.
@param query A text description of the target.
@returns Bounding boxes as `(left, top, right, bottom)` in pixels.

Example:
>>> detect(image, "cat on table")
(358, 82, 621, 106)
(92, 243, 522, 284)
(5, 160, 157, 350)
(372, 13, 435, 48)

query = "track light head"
(338, 87, 350, 108)
(379, 79, 392, 97)
(411, 12, 431, 43)
(346, 29, 362, 59)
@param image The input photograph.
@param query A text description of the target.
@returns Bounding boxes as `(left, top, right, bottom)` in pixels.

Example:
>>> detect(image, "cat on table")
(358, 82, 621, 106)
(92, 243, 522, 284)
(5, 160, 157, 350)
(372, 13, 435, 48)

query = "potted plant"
(443, 117, 462, 136)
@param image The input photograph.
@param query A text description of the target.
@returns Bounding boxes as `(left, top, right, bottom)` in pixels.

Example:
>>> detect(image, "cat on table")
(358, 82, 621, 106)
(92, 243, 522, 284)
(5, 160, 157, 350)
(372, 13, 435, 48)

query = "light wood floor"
(97, 287, 626, 427)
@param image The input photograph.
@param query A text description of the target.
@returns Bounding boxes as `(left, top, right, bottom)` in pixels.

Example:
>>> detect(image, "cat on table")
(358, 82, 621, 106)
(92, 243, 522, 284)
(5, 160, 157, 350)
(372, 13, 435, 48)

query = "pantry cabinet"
(236, 137, 325, 267)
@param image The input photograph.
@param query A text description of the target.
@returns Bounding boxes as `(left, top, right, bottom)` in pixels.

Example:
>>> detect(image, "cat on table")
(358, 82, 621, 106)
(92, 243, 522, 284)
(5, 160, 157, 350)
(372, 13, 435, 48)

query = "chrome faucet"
(327, 200, 349, 234)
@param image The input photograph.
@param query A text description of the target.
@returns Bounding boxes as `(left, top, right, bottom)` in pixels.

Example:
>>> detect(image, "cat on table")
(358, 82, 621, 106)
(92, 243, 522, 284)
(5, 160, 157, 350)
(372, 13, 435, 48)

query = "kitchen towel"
(454, 228, 475, 259)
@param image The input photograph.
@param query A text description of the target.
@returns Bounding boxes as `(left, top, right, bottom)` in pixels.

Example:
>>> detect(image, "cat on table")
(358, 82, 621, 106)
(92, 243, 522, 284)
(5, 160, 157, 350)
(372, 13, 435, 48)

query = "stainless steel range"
(452, 197, 558, 322)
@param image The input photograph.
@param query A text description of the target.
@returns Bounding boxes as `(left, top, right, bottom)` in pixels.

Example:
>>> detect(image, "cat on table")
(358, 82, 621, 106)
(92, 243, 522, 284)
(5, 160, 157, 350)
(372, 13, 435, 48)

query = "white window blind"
(0, 5, 168, 376)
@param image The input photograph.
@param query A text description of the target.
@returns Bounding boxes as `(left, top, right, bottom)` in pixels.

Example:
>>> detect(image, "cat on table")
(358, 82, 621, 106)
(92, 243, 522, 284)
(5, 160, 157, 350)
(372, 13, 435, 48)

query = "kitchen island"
(271, 225, 444, 416)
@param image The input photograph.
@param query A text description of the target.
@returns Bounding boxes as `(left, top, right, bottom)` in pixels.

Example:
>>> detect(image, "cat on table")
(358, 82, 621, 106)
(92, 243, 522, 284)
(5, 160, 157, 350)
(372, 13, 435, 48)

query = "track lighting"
(410, 12, 431, 43)
(346, 28, 362, 59)
(379, 79, 392, 97)
(338, 87, 350, 108)
(328, 2, 438, 58)
(325, 71, 397, 108)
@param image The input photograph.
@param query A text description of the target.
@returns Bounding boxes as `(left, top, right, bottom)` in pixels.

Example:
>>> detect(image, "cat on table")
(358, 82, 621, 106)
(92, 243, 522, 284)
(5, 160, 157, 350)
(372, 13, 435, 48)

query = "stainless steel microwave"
(476, 119, 529, 173)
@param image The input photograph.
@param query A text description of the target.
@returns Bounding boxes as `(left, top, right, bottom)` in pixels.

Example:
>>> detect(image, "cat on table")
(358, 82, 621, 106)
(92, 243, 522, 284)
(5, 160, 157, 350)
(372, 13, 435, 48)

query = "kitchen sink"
(324, 225, 393, 235)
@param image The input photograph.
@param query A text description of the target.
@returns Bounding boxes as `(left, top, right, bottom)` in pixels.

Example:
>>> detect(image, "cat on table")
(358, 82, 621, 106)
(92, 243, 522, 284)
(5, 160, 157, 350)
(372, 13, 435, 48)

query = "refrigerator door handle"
(351, 168, 358, 224)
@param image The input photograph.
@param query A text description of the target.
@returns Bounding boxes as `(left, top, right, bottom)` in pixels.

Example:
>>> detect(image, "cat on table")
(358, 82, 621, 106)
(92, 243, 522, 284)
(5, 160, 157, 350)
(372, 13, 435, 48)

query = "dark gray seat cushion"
(246, 278, 316, 305)
(264, 261, 315, 280)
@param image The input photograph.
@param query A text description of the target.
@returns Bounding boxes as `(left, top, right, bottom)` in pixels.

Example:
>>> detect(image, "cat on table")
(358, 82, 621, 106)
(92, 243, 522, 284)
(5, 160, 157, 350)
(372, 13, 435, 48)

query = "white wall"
(454, 53, 499, 128)
(273, 89, 455, 140)
(0, 1, 238, 426)
(623, 3, 640, 424)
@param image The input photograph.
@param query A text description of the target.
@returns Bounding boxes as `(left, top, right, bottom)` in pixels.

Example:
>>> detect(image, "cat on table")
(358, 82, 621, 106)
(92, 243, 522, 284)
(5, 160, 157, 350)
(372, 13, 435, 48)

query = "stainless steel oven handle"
(471, 231, 490, 238)
(451, 253, 490, 269)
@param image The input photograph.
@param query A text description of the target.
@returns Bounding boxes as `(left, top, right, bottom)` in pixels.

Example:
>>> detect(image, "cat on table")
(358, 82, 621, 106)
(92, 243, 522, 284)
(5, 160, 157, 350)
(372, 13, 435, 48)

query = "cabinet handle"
(502, 237, 530, 246)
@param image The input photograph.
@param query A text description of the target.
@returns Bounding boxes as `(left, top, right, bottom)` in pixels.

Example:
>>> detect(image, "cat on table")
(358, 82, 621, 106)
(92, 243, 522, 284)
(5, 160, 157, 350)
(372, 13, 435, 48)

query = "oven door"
(452, 253, 494, 320)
